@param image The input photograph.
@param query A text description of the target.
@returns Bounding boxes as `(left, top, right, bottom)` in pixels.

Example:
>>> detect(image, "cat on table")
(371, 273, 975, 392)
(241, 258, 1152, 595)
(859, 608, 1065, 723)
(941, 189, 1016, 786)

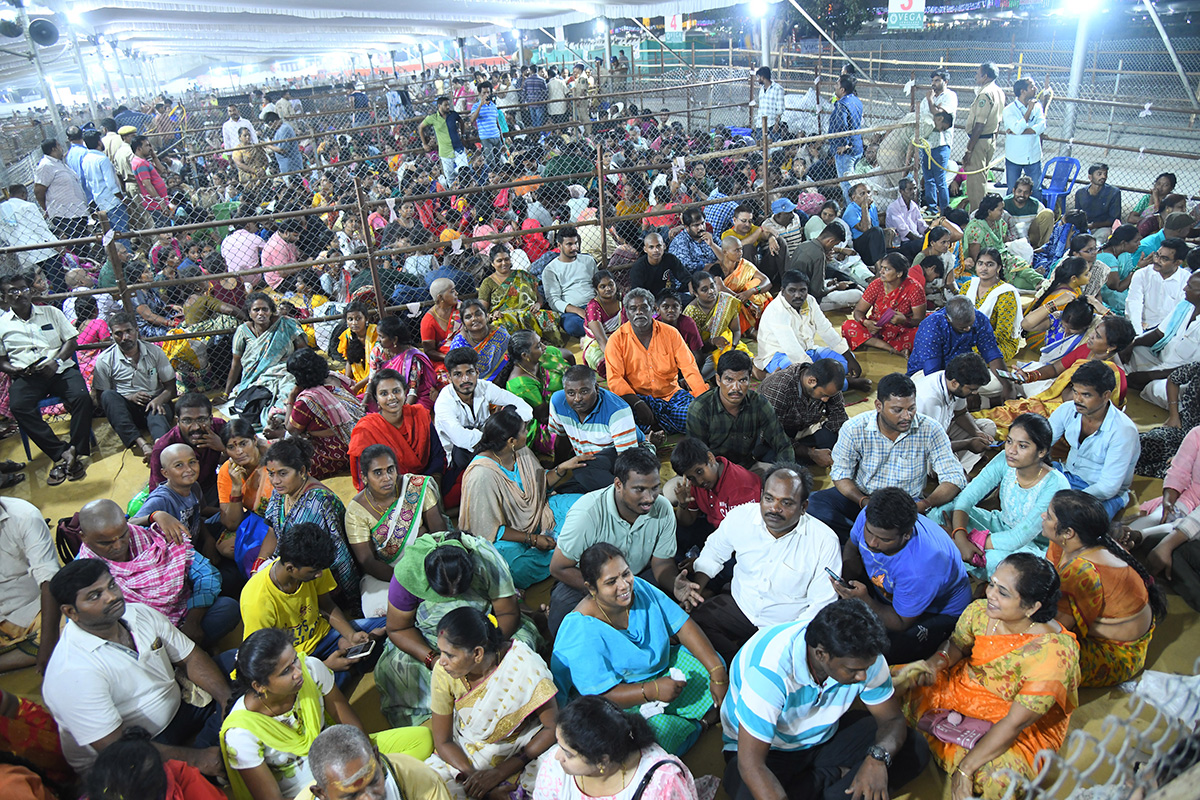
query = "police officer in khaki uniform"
(962, 62, 1006, 212)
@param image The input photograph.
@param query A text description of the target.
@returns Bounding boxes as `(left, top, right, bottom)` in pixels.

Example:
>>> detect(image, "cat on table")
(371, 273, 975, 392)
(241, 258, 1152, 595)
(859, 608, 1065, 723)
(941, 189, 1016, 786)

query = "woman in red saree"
(348, 369, 434, 491)
(420, 277, 461, 387)
(841, 253, 927, 354)
(894, 553, 1079, 800)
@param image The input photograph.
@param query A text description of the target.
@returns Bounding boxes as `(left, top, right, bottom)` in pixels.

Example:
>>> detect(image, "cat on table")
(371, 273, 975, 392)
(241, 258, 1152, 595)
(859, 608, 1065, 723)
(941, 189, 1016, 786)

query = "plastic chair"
(1040, 156, 1081, 216)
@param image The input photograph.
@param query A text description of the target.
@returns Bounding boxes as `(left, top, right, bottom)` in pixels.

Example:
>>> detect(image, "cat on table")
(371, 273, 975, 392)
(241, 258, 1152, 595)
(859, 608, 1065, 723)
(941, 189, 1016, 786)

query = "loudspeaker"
(0, 19, 21, 38)
(28, 18, 58, 46)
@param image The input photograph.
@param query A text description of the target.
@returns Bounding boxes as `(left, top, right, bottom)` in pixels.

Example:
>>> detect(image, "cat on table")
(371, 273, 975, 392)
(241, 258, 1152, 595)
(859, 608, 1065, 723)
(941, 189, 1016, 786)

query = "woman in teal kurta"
(1098, 224, 1143, 316)
(930, 413, 1070, 578)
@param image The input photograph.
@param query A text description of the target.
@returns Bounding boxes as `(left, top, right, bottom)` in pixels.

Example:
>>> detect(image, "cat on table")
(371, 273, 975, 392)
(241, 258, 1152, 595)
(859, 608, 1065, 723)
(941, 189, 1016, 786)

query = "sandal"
(0, 472, 24, 489)
(67, 460, 88, 482)
(46, 461, 69, 486)
(0, 460, 25, 473)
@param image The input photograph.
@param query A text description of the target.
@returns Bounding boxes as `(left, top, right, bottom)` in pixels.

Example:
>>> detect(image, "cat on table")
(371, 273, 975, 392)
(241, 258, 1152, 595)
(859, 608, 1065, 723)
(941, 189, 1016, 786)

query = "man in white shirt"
(0, 498, 61, 674)
(914, 352, 997, 471)
(1125, 267, 1200, 408)
(33, 138, 91, 262)
(546, 67, 569, 122)
(918, 68, 958, 211)
(43, 558, 230, 774)
(885, 178, 927, 244)
(433, 346, 532, 471)
(755, 271, 871, 391)
(0, 184, 59, 276)
(221, 105, 257, 152)
(674, 463, 839, 663)
(1002, 78, 1048, 202)
(1126, 238, 1190, 335)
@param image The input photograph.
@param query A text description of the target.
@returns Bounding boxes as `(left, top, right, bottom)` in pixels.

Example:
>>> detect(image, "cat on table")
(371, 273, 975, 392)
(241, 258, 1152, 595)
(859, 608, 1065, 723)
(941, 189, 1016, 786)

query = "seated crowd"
(0, 66, 1198, 800)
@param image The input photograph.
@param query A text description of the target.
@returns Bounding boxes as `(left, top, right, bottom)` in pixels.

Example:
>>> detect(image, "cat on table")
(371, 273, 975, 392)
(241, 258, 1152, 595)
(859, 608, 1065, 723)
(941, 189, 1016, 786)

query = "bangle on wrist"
(641, 683, 650, 703)
(951, 527, 968, 537)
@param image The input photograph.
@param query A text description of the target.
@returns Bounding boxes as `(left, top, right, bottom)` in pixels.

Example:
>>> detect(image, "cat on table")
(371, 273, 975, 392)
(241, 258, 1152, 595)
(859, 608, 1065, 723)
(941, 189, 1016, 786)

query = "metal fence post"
(761, 115, 770, 208)
(595, 139, 608, 267)
(352, 176, 386, 315)
(100, 213, 137, 318)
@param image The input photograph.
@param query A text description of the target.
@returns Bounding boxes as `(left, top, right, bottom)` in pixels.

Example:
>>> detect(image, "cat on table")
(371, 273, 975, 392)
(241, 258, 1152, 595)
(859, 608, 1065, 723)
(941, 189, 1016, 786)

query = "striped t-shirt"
(547, 385, 644, 456)
(720, 619, 893, 752)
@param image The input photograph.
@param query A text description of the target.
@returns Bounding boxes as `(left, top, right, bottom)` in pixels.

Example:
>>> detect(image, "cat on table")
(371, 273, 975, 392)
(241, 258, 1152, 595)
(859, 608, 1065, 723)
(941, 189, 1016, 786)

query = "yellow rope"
(909, 135, 1001, 176)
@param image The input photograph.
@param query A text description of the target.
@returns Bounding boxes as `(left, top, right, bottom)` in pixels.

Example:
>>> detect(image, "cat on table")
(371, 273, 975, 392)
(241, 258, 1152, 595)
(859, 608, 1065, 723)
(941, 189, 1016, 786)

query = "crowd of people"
(0, 56, 1198, 800)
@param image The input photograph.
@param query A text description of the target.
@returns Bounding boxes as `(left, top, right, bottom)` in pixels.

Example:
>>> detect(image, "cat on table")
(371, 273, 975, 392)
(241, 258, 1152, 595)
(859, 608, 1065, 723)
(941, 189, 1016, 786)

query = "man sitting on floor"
(149, 393, 227, 508)
(548, 364, 646, 493)
(843, 183, 889, 267)
(754, 270, 870, 392)
(686, 350, 794, 473)
(0, 270, 93, 485)
(807, 372, 966, 541)
(240, 522, 386, 685)
(834, 488, 972, 663)
(1003, 176, 1054, 249)
(43, 558, 230, 775)
(914, 352, 999, 471)
(0, 497, 61, 674)
(548, 446, 688, 634)
(674, 463, 839, 664)
(784, 225, 864, 311)
(77, 497, 237, 650)
(1125, 270, 1200, 408)
(297, 724, 451, 800)
(720, 598, 928, 800)
(759, 358, 851, 468)
(1047, 360, 1140, 518)
(92, 312, 176, 459)
(908, 295, 1012, 398)
(605, 287, 706, 439)
(434, 346, 532, 471)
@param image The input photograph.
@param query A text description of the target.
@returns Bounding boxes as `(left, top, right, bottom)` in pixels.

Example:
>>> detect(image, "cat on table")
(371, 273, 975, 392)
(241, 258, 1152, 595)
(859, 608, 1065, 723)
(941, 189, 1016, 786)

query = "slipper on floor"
(46, 461, 68, 486)
(0, 460, 26, 474)
(67, 461, 87, 482)
(0, 472, 25, 489)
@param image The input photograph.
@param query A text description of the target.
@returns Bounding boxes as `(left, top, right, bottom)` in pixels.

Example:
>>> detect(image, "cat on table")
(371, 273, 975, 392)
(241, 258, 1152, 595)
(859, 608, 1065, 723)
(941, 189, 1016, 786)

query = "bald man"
(629, 230, 691, 296)
(78, 498, 239, 647)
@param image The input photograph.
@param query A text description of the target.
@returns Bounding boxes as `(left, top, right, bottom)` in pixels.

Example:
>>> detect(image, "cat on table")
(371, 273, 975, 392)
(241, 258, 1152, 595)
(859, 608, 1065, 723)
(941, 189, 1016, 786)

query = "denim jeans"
(561, 312, 587, 339)
(923, 144, 950, 210)
(440, 152, 464, 183)
(833, 152, 859, 206)
(530, 105, 547, 129)
(481, 137, 504, 166)
(103, 201, 130, 232)
(1005, 159, 1043, 200)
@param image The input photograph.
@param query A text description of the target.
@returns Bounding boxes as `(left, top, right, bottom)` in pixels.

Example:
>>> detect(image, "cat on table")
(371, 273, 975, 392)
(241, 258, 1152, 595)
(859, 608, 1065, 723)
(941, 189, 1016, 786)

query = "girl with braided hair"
(1043, 489, 1167, 687)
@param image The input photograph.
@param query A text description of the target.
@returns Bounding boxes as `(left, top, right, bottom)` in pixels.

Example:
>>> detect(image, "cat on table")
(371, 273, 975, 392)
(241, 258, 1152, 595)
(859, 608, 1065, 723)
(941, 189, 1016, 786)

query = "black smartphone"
(345, 640, 376, 660)
(824, 567, 851, 588)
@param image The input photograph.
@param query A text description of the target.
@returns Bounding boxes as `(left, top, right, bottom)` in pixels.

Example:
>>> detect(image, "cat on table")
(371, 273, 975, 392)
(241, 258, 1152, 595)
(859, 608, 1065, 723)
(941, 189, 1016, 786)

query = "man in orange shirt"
(605, 287, 707, 441)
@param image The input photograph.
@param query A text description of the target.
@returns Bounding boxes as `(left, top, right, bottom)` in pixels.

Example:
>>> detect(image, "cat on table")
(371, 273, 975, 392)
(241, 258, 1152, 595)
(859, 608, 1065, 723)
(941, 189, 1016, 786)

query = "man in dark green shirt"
(685, 349, 794, 473)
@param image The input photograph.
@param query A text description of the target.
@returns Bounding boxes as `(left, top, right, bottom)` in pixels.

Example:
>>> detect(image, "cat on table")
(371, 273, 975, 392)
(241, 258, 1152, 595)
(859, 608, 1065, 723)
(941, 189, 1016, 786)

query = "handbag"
(917, 709, 994, 749)
(631, 759, 676, 800)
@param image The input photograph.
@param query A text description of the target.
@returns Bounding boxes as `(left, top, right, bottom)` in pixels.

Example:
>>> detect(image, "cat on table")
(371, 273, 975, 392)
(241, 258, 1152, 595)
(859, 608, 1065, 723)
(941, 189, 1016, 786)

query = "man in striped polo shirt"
(548, 364, 648, 493)
(721, 598, 929, 800)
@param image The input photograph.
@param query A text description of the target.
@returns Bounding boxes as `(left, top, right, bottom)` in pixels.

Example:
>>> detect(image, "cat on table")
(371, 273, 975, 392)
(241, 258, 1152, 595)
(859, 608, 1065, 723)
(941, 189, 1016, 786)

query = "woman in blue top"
(550, 543, 727, 756)
(930, 413, 1070, 578)
(1098, 225, 1145, 315)
(457, 407, 586, 588)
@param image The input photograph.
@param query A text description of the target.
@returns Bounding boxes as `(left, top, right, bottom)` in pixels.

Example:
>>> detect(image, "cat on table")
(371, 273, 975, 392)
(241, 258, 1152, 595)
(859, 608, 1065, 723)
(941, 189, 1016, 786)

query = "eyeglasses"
(3, 287, 32, 296)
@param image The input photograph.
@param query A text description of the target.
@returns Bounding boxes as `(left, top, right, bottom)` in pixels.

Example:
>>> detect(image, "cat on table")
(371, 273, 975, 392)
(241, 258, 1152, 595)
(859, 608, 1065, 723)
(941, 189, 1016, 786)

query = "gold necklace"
(363, 488, 396, 518)
(579, 762, 628, 796)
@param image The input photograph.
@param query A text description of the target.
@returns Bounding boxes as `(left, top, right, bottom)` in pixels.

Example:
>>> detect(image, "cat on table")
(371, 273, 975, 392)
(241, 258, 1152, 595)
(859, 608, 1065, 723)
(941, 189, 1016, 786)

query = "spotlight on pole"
(595, 19, 607, 34)
(749, 0, 768, 18)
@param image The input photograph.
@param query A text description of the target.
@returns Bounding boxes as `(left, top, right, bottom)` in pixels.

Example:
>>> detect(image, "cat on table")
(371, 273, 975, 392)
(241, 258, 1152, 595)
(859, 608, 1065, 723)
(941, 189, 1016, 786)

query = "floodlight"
(595, 19, 607, 34)
(749, 0, 768, 19)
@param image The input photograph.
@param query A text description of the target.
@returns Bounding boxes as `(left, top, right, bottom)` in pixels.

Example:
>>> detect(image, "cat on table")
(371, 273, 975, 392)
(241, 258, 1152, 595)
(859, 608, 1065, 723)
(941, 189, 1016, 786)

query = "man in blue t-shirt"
(833, 487, 972, 662)
(470, 81, 504, 168)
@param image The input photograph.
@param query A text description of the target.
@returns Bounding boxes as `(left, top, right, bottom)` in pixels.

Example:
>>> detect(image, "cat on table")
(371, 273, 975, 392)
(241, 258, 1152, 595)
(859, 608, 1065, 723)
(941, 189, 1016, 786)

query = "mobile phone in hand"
(344, 640, 376, 660)
(824, 567, 851, 588)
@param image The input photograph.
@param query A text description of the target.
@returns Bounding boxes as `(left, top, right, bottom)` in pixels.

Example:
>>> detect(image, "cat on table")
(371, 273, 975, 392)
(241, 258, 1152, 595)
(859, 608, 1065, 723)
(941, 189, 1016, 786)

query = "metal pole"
(459, 39, 467, 74)
(368, 53, 376, 80)
(19, 7, 66, 143)
(97, 39, 117, 103)
(1105, 58, 1122, 151)
(604, 21, 613, 68)
(353, 175, 386, 314)
(111, 43, 133, 100)
(1062, 13, 1089, 151)
(595, 138, 608, 266)
(761, 115, 770, 204)
(1141, 0, 1200, 110)
(69, 31, 101, 124)
(760, 15, 769, 68)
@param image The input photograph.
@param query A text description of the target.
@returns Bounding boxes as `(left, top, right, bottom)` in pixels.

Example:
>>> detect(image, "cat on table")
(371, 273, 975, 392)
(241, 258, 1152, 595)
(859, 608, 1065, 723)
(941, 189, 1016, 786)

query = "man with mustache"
(673, 463, 839, 665)
(42, 558, 230, 775)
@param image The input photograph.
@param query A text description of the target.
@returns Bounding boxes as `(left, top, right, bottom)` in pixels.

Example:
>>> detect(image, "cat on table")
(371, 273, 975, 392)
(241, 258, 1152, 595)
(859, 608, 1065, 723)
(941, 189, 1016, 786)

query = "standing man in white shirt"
(1126, 238, 1190, 335)
(913, 352, 997, 471)
(0, 184, 59, 278)
(1002, 78, 1048, 202)
(221, 105, 257, 153)
(33, 138, 91, 273)
(918, 68, 957, 212)
(546, 67, 570, 124)
(433, 346, 533, 471)
(675, 463, 840, 664)
(755, 66, 786, 140)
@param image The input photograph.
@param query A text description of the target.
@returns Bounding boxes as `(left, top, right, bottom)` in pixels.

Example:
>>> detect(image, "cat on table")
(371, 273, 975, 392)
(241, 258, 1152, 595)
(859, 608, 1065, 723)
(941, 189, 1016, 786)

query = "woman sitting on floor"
(684, 271, 752, 379)
(337, 301, 376, 396)
(551, 544, 726, 757)
(1020, 257, 1092, 353)
(505, 331, 572, 456)
(841, 253, 927, 355)
(894, 553, 1078, 800)
(449, 300, 511, 383)
(348, 369, 436, 490)
(220, 628, 433, 800)
(960, 247, 1023, 363)
(1043, 490, 1167, 687)
(478, 245, 563, 346)
(374, 531, 542, 727)
(426, 608, 559, 800)
(284, 348, 363, 479)
(962, 194, 1041, 290)
(931, 413, 1069, 578)
(369, 315, 437, 411)
(458, 408, 587, 589)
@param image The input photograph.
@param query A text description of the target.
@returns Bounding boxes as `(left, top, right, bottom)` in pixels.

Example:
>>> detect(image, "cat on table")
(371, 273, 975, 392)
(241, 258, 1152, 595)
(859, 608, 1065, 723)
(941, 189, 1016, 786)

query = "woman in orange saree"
(714, 236, 772, 332)
(894, 553, 1079, 800)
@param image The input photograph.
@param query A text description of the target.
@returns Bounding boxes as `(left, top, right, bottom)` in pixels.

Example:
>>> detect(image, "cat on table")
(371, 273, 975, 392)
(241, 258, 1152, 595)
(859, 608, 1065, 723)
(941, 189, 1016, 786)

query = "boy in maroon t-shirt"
(668, 437, 762, 561)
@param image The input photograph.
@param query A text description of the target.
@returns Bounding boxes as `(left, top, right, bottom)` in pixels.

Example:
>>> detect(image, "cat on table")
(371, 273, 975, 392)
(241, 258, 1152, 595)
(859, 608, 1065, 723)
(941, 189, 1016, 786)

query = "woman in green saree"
(963, 195, 1041, 290)
(345, 444, 446, 618)
(220, 628, 434, 800)
(373, 531, 542, 727)
(478, 246, 564, 346)
(222, 292, 309, 415)
(505, 330, 571, 454)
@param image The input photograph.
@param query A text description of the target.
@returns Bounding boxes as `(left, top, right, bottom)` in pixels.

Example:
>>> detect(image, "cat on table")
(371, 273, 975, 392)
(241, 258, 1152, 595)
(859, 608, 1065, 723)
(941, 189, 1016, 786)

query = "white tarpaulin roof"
(0, 0, 749, 92)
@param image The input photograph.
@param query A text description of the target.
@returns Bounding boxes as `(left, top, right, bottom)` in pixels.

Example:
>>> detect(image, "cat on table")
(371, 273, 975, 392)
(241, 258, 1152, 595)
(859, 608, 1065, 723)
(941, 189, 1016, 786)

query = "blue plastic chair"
(1040, 156, 1081, 215)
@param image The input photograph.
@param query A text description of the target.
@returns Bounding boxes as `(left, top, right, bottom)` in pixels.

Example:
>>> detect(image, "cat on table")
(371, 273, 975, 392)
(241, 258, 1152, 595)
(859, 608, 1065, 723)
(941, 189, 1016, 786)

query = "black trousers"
(852, 227, 887, 267)
(795, 428, 838, 465)
(723, 711, 930, 800)
(690, 593, 758, 665)
(887, 612, 960, 664)
(10, 366, 93, 460)
(100, 390, 173, 448)
(554, 446, 622, 494)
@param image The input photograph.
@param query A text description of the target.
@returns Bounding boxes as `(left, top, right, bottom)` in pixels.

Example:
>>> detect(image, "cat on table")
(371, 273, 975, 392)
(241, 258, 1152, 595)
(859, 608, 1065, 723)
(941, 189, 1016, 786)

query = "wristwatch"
(867, 744, 892, 768)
